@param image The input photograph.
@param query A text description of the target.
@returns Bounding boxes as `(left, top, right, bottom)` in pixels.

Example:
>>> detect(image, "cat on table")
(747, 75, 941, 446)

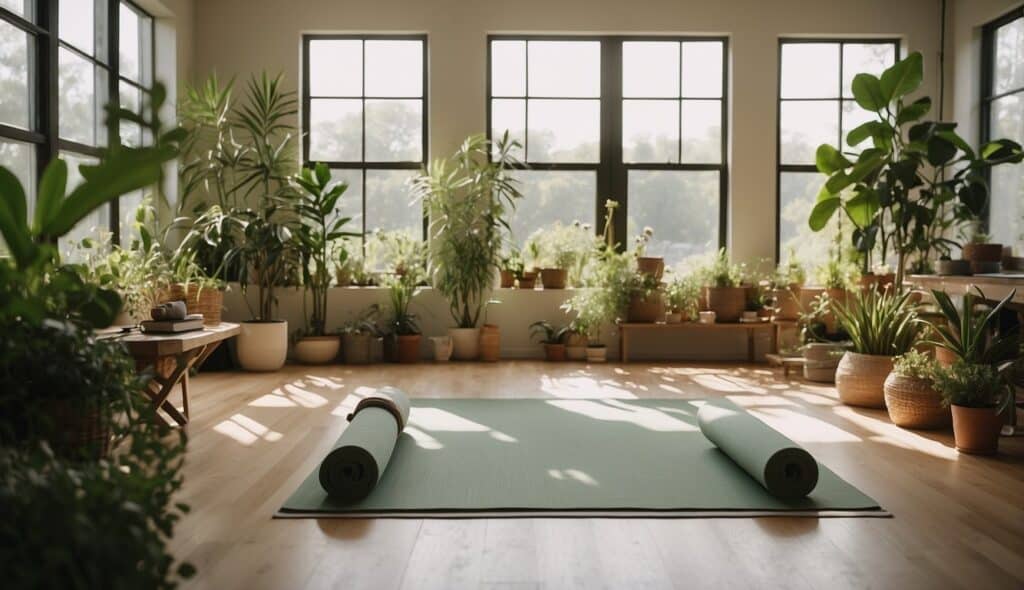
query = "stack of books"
(140, 314, 205, 334)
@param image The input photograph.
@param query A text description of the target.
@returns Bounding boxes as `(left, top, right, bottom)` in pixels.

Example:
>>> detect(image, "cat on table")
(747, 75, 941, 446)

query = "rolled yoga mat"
(697, 401, 819, 500)
(318, 387, 411, 504)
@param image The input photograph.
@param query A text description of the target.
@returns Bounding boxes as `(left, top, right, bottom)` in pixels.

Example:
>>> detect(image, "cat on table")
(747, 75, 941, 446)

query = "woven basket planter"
(167, 283, 224, 325)
(835, 352, 893, 408)
(703, 286, 746, 323)
(49, 400, 111, 459)
(883, 372, 951, 430)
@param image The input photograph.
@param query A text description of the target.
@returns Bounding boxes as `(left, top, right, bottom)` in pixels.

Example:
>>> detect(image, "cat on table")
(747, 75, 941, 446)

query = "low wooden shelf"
(617, 321, 776, 363)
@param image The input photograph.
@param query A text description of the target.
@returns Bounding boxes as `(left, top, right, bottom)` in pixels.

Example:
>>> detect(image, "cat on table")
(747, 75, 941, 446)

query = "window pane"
(622, 99, 678, 163)
(627, 170, 719, 266)
(841, 99, 876, 147)
(780, 100, 839, 164)
(119, 81, 143, 146)
(0, 139, 35, 219)
(309, 98, 362, 161)
(365, 40, 422, 97)
(365, 99, 422, 161)
(681, 41, 723, 98)
(491, 40, 525, 96)
(60, 0, 99, 57)
(329, 168, 364, 234)
(989, 94, 1024, 247)
(681, 99, 721, 163)
(118, 2, 140, 81)
(0, 0, 32, 17)
(528, 41, 600, 98)
(526, 99, 600, 163)
(623, 42, 678, 98)
(59, 47, 108, 146)
(779, 171, 834, 269)
(490, 99, 525, 159)
(119, 189, 142, 246)
(0, 19, 31, 129)
(994, 17, 1024, 94)
(309, 40, 362, 96)
(842, 43, 896, 98)
(507, 170, 596, 245)
(781, 43, 839, 99)
(59, 152, 105, 256)
(365, 169, 420, 235)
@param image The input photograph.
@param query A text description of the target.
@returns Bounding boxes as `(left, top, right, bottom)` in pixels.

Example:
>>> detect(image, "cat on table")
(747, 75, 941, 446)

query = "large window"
(982, 8, 1024, 251)
(302, 35, 427, 241)
(488, 36, 728, 266)
(0, 0, 154, 252)
(776, 39, 898, 265)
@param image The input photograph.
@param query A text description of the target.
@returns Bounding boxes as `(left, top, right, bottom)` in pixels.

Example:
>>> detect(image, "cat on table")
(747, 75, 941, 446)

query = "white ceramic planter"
(449, 327, 481, 360)
(698, 311, 717, 324)
(293, 335, 340, 365)
(431, 336, 452, 362)
(237, 320, 288, 372)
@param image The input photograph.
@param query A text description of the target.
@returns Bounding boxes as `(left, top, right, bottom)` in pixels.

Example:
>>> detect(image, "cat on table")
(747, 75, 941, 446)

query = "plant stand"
(617, 321, 776, 363)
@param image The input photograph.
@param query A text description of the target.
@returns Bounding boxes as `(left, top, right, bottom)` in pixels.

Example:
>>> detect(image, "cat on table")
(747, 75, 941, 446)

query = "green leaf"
(809, 196, 841, 231)
(815, 144, 852, 174)
(846, 188, 880, 227)
(851, 73, 887, 111)
(880, 52, 923, 101)
(846, 121, 883, 146)
(896, 96, 931, 124)
(33, 159, 68, 234)
(927, 135, 957, 166)
(0, 165, 35, 267)
(825, 171, 853, 195)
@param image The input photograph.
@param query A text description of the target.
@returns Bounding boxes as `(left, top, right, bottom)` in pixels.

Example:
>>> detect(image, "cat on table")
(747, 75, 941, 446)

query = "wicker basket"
(883, 372, 951, 429)
(167, 283, 224, 325)
(835, 351, 893, 408)
(49, 400, 111, 459)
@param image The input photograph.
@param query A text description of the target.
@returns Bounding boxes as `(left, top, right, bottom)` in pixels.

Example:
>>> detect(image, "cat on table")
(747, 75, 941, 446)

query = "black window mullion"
(108, 0, 121, 243)
(600, 39, 624, 247)
(38, 0, 59, 178)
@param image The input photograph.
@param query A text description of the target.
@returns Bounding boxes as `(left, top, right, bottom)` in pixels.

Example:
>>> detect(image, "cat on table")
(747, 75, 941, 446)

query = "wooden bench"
(617, 321, 776, 363)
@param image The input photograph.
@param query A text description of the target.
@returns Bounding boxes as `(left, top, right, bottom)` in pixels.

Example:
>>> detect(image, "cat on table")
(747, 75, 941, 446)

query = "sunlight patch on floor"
(403, 425, 443, 450)
(726, 394, 799, 407)
(752, 407, 861, 443)
(833, 406, 957, 460)
(547, 399, 697, 432)
(539, 375, 639, 399)
(213, 413, 283, 446)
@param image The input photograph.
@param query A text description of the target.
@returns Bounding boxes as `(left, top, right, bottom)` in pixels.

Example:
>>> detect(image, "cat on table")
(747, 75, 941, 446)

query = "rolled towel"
(150, 300, 188, 321)
(318, 387, 411, 503)
(697, 401, 819, 499)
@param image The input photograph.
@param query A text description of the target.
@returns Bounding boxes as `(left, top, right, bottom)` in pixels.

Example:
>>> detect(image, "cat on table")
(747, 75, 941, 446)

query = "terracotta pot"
(627, 291, 665, 323)
(431, 336, 452, 362)
(335, 266, 352, 287)
(935, 259, 971, 276)
(637, 257, 665, 280)
(540, 268, 568, 289)
(586, 345, 607, 363)
(293, 335, 340, 365)
(499, 270, 515, 288)
(962, 242, 1003, 264)
(565, 332, 588, 361)
(951, 404, 1003, 454)
(396, 334, 421, 364)
(703, 286, 746, 323)
(543, 342, 567, 362)
(934, 346, 958, 367)
(518, 272, 538, 290)
(237, 320, 289, 371)
(342, 332, 373, 365)
(665, 311, 683, 324)
(449, 327, 481, 360)
(773, 286, 801, 321)
(835, 351, 893, 408)
(168, 283, 225, 325)
(479, 324, 500, 362)
(883, 372, 951, 429)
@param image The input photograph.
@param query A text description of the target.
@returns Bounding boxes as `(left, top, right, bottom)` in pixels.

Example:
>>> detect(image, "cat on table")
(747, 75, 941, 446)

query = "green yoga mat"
(277, 398, 886, 518)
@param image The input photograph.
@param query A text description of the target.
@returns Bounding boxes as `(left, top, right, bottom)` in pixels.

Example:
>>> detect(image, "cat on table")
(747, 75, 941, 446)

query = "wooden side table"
(103, 323, 240, 426)
(617, 321, 776, 363)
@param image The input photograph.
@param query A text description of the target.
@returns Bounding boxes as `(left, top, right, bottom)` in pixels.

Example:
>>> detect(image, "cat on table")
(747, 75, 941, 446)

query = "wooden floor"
(171, 361, 1024, 590)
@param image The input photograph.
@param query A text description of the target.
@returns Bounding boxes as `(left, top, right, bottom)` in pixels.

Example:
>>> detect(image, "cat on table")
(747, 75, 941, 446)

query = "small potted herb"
(883, 350, 950, 429)
(341, 306, 381, 365)
(665, 274, 700, 323)
(530, 320, 570, 362)
(932, 361, 1013, 454)
(697, 248, 746, 323)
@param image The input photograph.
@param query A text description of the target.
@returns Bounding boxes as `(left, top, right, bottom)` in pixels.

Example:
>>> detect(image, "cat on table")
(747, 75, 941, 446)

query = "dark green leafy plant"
(809, 51, 1024, 287)
(833, 287, 920, 355)
(922, 288, 1019, 365)
(529, 320, 569, 344)
(932, 360, 1012, 411)
(385, 257, 425, 337)
(293, 163, 360, 336)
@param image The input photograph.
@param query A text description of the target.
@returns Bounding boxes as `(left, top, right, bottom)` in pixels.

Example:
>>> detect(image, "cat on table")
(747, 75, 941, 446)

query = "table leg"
(143, 349, 201, 426)
(620, 330, 628, 363)
(747, 328, 755, 362)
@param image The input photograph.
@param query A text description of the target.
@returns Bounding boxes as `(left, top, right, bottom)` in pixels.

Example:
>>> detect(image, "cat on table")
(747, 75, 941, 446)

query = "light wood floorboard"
(170, 361, 1024, 589)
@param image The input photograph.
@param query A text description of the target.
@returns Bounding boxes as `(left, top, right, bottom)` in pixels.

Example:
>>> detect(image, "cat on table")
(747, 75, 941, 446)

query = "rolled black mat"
(697, 401, 819, 499)
(318, 387, 410, 504)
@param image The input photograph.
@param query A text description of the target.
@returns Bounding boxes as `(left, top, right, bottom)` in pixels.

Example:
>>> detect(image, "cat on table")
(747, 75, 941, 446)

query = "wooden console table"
(105, 323, 240, 426)
(618, 321, 776, 363)
(907, 274, 1024, 312)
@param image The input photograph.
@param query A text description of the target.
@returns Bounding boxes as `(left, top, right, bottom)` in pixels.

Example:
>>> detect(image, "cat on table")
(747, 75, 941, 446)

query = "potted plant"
(634, 226, 664, 280)
(479, 300, 502, 362)
(883, 350, 950, 429)
(665, 274, 700, 323)
(935, 255, 971, 276)
(923, 287, 1020, 368)
(698, 248, 746, 323)
(932, 361, 1014, 454)
(809, 52, 1023, 289)
(961, 230, 1003, 274)
(385, 272, 423, 364)
(833, 288, 921, 408)
(771, 253, 806, 321)
(530, 320, 570, 361)
(498, 247, 523, 289)
(290, 163, 360, 364)
(411, 133, 523, 360)
(341, 306, 381, 365)
(797, 293, 849, 382)
(564, 326, 589, 361)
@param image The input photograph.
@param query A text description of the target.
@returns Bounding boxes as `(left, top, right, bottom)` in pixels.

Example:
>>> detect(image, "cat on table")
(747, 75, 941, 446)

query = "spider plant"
(833, 287, 920, 356)
(922, 288, 1019, 365)
(529, 320, 569, 345)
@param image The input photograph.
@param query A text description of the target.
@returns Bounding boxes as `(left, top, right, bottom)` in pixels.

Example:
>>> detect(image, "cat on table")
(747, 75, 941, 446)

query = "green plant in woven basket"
(833, 287, 921, 355)
(892, 349, 937, 380)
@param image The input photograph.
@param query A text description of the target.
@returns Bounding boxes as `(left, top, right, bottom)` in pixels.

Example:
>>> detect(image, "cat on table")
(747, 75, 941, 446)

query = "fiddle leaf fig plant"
(809, 51, 1024, 288)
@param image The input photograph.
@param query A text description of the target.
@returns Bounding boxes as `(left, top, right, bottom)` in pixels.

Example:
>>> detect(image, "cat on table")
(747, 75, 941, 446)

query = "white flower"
(643, 226, 654, 237)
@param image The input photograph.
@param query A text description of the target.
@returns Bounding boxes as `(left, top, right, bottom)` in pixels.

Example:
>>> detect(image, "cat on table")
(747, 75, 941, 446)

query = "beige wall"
(191, 0, 946, 266)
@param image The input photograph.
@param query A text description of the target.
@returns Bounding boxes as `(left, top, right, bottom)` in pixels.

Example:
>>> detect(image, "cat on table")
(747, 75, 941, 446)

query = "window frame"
(980, 6, 1024, 233)
(300, 33, 430, 242)
(774, 37, 901, 261)
(486, 34, 730, 252)
(0, 0, 156, 245)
